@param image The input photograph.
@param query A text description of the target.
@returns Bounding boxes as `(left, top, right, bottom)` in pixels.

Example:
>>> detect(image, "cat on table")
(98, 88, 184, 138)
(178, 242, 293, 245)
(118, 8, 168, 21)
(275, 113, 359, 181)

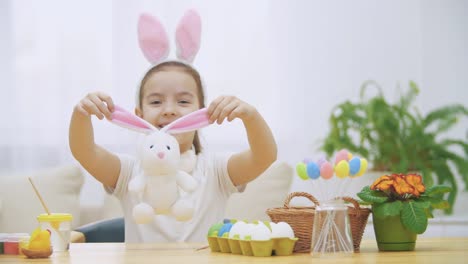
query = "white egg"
(250, 223, 272, 241)
(238, 223, 255, 240)
(234, 223, 249, 239)
(270, 222, 277, 231)
(271, 222, 294, 238)
(228, 221, 247, 239)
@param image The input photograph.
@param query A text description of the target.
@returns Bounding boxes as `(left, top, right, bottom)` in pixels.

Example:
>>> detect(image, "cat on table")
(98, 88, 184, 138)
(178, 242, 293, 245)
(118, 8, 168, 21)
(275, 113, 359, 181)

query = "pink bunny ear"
(110, 105, 156, 134)
(138, 13, 170, 64)
(175, 9, 202, 63)
(162, 108, 210, 134)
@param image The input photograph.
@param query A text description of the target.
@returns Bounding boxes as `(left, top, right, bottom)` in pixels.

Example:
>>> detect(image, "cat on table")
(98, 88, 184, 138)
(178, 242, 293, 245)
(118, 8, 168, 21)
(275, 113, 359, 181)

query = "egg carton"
(207, 236, 298, 257)
(206, 220, 298, 257)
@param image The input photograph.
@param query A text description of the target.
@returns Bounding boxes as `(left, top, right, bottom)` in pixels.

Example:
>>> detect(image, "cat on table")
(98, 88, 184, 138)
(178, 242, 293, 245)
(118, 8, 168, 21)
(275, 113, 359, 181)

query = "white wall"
(421, 0, 468, 110)
(1, 1, 467, 216)
(107, 0, 468, 217)
(420, 0, 468, 219)
(421, 0, 468, 141)
(111, 0, 431, 164)
(0, 1, 13, 145)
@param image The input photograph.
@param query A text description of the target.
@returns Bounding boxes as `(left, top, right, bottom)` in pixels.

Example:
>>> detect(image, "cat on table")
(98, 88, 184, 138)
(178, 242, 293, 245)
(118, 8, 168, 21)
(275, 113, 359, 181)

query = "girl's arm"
(208, 96, 277, 186)
(69, 92, 121, 188)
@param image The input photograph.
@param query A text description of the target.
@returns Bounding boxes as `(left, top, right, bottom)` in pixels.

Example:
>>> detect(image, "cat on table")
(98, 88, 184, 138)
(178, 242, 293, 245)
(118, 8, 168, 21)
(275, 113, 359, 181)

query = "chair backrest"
(224, 161, 294, 221)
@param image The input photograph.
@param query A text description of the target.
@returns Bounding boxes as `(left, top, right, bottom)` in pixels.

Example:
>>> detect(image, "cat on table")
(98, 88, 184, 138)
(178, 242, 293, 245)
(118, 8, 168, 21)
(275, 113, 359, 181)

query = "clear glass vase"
(311, 198, 354, 255)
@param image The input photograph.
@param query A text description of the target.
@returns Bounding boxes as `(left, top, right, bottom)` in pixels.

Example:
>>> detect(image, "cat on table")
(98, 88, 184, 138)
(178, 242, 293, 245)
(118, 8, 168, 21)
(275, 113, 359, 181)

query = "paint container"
(37, 213, 73, 251)
(3, 233, 29, 255)
(0, 233, 6, 254)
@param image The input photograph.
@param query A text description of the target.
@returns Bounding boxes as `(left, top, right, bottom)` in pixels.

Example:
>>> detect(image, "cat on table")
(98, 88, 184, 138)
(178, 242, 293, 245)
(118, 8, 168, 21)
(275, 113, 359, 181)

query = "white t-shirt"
(105, 151, 242, 243)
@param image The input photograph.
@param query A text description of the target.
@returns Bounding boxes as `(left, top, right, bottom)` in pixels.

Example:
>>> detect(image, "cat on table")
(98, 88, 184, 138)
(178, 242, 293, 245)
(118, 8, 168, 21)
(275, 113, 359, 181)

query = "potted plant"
(357, 173, 451, 251)
(320, 80, 467, 213)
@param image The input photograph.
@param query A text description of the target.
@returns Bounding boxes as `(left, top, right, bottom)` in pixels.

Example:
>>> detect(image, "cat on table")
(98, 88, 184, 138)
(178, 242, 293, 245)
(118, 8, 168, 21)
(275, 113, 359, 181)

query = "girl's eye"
(150, 100, 161, 105)
(150, 145, 154, 149)
(178, 100, 190, 104)
(166, 145, 171, 150)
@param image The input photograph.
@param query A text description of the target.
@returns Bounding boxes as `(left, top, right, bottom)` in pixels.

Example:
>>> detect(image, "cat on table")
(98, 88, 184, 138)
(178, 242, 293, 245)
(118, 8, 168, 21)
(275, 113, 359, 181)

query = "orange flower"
(393, 174, 414, 196)
(405, 174, 426, 196)
(371, 175, 394, 191)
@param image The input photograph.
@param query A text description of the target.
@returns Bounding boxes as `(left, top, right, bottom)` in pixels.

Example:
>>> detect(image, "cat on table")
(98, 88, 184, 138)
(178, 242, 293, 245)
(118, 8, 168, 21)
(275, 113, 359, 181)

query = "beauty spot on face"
(137, 69, 201, 153)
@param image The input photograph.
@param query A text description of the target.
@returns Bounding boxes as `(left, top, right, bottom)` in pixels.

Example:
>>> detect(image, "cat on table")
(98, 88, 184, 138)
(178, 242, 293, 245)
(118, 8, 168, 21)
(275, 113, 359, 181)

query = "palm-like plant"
(321, 80, 468, 213)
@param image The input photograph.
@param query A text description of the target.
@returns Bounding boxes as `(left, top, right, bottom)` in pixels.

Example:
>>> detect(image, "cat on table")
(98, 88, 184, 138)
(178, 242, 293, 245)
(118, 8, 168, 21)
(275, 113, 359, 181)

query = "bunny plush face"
(139, 131, 181, 175)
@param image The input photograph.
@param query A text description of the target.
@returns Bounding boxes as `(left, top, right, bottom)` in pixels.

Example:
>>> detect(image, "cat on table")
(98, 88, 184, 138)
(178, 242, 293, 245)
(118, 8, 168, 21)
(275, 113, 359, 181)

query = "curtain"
(1, 0, 113, 171)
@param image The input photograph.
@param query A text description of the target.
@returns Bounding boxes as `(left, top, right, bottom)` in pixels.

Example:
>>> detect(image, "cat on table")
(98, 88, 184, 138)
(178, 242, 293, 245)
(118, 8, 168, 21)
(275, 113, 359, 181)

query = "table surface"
(1, 237, 467, 263)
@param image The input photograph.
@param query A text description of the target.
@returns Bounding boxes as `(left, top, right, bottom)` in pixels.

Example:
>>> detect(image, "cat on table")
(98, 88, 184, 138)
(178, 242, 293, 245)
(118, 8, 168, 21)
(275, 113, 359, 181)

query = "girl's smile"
(136, 69, 201, 153)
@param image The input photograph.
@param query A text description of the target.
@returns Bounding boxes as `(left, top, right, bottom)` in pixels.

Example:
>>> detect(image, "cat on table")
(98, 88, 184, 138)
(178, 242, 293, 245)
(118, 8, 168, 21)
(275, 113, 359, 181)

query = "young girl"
(69, 10, 277, 242)
(69, 10, 276, 243)
(69, 11, 277, 242)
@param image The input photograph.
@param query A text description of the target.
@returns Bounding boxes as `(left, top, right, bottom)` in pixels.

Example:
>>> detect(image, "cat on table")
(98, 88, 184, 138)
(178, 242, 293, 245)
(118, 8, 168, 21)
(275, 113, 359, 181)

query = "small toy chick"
(22, 228, 53, 258)
(28, 228, 51, 251)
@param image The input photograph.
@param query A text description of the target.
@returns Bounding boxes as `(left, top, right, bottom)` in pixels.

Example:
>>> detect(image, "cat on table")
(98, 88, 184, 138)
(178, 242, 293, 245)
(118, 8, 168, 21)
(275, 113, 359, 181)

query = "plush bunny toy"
(108, 9, 205, 224)
(110, 105, 211, 223)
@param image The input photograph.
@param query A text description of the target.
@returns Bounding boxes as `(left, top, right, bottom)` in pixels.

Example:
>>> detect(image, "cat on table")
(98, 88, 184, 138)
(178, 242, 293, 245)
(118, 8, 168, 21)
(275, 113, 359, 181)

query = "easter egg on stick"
(316, 156, 327, 167)
(335, 160, 350, 179)
(307, 162, 320, 179)
(355, 158, 368, 176)
(296, 162, 308, 180)
(349, 157, 361, 176)
(334, 149, 349, 164)
(320, 161, 334, 180)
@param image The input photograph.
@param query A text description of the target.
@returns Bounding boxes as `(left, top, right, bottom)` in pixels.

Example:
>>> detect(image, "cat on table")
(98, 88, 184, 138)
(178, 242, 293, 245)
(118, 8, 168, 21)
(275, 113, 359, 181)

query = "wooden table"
(1, 238, 467, 263)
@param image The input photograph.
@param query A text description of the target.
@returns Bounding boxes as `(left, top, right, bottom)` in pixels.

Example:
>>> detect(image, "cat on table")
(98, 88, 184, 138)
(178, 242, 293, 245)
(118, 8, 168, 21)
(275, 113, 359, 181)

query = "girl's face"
(136, 69, 201, 153)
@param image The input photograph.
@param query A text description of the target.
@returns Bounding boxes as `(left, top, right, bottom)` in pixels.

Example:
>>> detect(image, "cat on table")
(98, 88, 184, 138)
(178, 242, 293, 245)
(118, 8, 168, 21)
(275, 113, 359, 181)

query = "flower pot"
(372, 213, 417, 251)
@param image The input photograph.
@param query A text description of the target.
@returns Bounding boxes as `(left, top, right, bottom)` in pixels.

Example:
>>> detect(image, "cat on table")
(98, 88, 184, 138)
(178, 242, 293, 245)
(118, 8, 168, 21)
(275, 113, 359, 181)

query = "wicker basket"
(266, 192, 371, 253)
(266, 192, 319, 252)
(341, 196, 371, 252)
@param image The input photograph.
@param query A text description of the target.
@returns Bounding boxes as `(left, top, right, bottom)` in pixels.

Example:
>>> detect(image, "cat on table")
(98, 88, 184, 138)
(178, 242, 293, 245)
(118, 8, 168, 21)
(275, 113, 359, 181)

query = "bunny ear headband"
(135, 9, 202, 106)
(109, 11, 207, 134)
(138, 9, 202, 65)
(110, 105, 210, 135)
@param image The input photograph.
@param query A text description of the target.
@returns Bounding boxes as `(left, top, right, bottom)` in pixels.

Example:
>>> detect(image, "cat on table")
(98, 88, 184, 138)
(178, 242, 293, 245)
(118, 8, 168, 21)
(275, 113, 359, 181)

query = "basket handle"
(339, 196, 361, 209)
(283, 192, 320, 208)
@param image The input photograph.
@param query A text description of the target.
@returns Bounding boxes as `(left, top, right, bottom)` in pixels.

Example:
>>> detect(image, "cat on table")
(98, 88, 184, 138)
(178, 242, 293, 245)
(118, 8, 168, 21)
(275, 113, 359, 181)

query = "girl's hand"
(207, 95, 257, 124)
(74, 92, 115, 120)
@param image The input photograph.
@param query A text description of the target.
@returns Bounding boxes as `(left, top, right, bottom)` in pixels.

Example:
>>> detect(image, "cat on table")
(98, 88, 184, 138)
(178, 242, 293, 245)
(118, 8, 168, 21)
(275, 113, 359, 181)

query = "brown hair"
(137, 61, 205, 154)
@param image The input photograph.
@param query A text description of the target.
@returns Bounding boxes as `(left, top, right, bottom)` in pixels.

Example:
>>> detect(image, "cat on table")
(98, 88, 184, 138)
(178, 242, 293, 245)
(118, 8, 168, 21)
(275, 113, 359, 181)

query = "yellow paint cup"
(37, 213, 73, 251)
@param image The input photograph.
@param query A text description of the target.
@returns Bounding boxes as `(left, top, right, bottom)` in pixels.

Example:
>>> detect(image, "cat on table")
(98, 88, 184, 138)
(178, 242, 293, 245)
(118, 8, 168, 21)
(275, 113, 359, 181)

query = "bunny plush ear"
(138, 13, 170, 64)
(162, 108, 210, 134)
(110, 105, 157, 134)
(175, 9, 202, 63)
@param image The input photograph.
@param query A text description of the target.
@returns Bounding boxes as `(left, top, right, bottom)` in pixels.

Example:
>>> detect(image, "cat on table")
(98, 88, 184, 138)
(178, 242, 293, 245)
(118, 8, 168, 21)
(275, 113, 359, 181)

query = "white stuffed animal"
(110, 105, 211, 224)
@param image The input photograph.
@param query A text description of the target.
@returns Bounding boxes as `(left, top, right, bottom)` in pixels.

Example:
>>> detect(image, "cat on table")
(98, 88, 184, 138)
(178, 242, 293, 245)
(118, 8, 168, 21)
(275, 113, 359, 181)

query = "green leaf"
(373, 201, 403, 218)
(431, 200, 450, 209)
(357, 186, 389, 204)
(425, 208, 434, 218)
(425, 185, 452, 197)
(414, 199, 431, 209)
(360, 80, 384, 99)
(419, 195, 444, 205)
(401, 201, 428, 234)
(319, 80, 467, 214)
(423, 104, 468, 133)
(420, 169, 433, 189)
